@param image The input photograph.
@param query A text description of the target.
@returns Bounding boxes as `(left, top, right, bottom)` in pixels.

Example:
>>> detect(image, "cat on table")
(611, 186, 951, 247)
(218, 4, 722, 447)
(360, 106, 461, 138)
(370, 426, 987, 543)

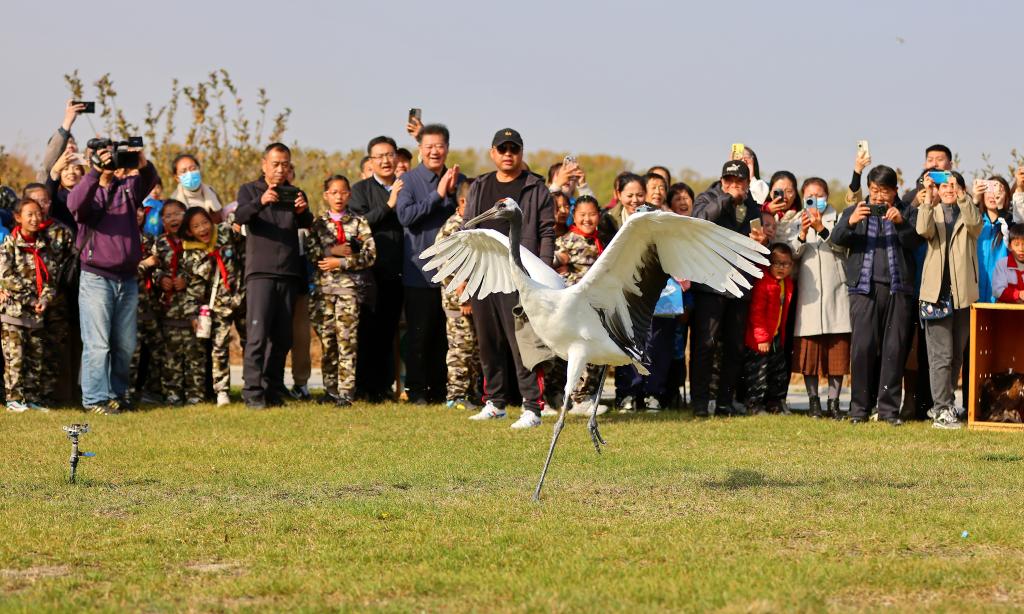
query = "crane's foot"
(588, 413, 606, 454)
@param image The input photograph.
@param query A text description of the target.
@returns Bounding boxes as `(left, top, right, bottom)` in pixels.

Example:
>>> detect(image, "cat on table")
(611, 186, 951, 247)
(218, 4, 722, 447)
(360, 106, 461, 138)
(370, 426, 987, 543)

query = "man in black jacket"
(689, 160, 766, 418)
(348, 136, 405, 401)
(234, 143, 314, 409)
(463, 128, 556, 429)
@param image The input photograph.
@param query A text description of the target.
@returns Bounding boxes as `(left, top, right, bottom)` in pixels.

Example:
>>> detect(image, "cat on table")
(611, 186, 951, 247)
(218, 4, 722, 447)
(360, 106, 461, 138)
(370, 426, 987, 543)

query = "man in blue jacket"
(67, 145, 160, 414)
(395, 124, 465, 404)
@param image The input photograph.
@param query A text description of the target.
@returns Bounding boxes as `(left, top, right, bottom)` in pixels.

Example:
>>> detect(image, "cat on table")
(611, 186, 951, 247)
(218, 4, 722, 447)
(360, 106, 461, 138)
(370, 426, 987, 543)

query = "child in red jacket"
(743, 243, 795, 414)
(994, 223, 1024, 303)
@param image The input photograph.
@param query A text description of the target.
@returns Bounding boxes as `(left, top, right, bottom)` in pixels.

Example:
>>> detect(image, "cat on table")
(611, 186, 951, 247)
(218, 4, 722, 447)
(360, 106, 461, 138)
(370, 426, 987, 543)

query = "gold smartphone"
(750, 218, 762, 232)
(731, 143, 745, 161)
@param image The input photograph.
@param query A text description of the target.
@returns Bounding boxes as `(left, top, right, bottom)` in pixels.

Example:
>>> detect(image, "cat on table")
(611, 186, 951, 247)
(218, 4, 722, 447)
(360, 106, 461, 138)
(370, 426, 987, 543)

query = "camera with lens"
(87, 136, 144, 170)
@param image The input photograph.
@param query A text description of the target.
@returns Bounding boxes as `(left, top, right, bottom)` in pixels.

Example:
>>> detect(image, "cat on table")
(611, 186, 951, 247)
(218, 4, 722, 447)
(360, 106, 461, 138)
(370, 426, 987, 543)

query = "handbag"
(195, 272, 218, 339)
(919, 295, 953, 322)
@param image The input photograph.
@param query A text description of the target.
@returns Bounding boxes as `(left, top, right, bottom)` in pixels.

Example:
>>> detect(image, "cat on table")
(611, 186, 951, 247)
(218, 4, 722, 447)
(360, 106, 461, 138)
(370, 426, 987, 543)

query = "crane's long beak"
(464, 205, 502, 229)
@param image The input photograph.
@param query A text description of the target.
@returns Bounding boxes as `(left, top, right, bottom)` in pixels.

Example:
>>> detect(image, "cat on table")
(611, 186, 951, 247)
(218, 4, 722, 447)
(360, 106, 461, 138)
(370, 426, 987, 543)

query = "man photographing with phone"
(234, 142, 313, 409)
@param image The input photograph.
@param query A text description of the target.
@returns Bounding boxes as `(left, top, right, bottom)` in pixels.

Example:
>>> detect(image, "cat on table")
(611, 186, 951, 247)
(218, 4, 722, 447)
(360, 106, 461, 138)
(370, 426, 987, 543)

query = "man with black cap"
(689, 160, 766, 417)
(463, 128, 556, 429)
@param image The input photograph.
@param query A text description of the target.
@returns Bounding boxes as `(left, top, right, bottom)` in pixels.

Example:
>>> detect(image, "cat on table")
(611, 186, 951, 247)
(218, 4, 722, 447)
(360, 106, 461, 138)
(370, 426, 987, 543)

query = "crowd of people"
(4, 99, 1024, 432)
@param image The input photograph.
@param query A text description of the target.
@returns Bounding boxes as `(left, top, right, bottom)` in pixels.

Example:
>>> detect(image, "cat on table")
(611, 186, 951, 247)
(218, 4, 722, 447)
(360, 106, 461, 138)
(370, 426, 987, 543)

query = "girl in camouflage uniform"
(153, 200, 204, 405)
(437, 181, 481, 410)
(0, 199, 59, 412)
(306, 175, 376, 406)
(550, 196, 606, 414)
(180, 207, 246, 407)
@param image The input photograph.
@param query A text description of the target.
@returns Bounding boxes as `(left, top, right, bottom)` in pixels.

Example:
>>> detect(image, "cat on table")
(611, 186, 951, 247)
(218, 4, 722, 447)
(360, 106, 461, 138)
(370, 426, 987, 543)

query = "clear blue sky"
(2, 0, 1020, 181)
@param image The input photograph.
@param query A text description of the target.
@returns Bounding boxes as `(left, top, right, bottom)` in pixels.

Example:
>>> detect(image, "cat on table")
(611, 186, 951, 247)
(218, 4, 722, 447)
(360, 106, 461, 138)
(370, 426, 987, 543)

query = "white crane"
(420, 199, 769, 500)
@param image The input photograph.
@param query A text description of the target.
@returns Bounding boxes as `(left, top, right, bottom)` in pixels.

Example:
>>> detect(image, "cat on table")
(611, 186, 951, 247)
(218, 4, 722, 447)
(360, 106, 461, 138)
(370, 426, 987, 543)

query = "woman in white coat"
(785, 177, 851, 418)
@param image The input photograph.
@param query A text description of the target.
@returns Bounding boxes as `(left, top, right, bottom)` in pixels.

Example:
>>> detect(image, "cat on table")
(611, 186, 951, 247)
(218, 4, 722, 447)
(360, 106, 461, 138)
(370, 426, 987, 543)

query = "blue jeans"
(78, 270, 138, 406)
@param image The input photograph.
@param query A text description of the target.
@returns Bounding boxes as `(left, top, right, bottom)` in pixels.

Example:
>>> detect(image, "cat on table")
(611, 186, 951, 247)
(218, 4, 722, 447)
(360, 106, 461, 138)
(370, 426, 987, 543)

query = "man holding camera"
(67, 138, 160, 414)
(234, 143, 313, 409)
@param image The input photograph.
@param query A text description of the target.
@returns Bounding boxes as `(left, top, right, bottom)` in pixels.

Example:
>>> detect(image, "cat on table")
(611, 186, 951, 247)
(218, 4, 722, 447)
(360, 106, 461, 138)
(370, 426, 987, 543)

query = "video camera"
(87, 136, 144, 170)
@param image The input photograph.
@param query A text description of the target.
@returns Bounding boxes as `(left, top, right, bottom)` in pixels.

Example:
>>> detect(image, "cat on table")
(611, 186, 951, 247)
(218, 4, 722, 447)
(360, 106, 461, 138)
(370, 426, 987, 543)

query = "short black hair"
(647, 165, 672, 184)
(547, 162, 563, 184)
(264, 142, 291, 157)
(366, 136, 397, 155)
(644, 173, 668, 188)
(866, 165, 899, 191)
(668, 182, 695, 203)
(162, 198, 187, 214)
(21, 183, 47, 198)
(1009, 223, 1024, 243)
(14, 198, 40, 214)
(396, 147, 413, 162)
(574, 194, 600, 213)
(615, 172, 646, 193)
(420, 123, 450, 145)
(171, 153, 200, 176)
(926, 144, 953, 160)
(359, 155, 372, 169)
(800, 177, 830, 198)
(770, 242, 794, 260)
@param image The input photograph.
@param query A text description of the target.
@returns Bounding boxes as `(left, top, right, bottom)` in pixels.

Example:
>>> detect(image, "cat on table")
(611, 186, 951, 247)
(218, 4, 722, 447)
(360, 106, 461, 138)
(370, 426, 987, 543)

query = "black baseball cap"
(721, 160, 750, 180)
(492, 128, 523, 148)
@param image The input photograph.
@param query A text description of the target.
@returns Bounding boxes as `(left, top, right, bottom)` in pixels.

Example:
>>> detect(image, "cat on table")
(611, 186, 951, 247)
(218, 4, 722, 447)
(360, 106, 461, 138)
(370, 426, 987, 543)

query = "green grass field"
(3, 402, 1024, 612)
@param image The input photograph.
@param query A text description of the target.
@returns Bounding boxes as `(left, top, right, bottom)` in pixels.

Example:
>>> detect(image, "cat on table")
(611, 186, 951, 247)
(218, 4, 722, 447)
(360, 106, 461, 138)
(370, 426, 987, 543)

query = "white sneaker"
(644, 396, 662, 413)
(6, 400, 29, 413)
(568, 400, 608, 417)
(216, 392, 230, 407)
(510, 411, 542, 430)
(469, 401, 506, 421)
(540, 407, 558, 417)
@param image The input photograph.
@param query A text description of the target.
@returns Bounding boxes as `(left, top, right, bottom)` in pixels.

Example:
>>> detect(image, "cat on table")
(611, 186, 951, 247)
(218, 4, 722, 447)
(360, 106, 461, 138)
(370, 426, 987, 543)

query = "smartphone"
(730, 143, 745, 161)
(73, 101, 96, 114)
(857, 140, 870, 158)
(986, 179, 1002, 193)
(69, 153, 88, 166)
(563, 155, 577, 166)
(868, 204, 887, 217)
(772, 189, 785, 200)
(274, 185, 300, 206)
(750, 218, 762, 231)
(927, 171, 951, 185)
(408, 108, 422, 123)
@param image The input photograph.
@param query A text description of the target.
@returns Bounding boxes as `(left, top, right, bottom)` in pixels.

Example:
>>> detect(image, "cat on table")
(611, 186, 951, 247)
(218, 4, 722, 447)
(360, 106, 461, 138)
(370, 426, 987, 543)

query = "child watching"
(994, 223, 1024, 303)
(153, 199, 204, 405)
(743, 243, 795, 414)
(180, 207, 246, 407)
(306, 175, 376, 406)
(437, 180, 481, 410)
(0, 199, 58, 412)
(131, 207, 165, 404)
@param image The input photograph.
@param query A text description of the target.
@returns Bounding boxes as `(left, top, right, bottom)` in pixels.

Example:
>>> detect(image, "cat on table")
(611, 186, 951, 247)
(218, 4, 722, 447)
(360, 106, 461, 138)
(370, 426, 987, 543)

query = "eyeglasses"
(422, 144, 447, 152)
(769, 260, 793, 268)
(496, 143, 522, 155)
(370, 153, 396, 161)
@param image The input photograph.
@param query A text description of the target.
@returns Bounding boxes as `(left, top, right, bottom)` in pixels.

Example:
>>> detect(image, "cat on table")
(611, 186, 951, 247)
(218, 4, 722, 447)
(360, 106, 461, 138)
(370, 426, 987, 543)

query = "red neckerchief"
(164, 234, 183, 303)
(209, 249, 231, 292)
(569, 224, 603, 254)
(38, 219, 53, 231)
(13, 227, 49, 297)
(330, 216, 347, 245)
(140, 240, 152, 293)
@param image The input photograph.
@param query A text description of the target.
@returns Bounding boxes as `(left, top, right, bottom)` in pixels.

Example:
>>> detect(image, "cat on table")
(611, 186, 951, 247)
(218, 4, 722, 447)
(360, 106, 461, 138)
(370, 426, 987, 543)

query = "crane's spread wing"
(575, 210, 769, 363)
(420, 228, 565, 302)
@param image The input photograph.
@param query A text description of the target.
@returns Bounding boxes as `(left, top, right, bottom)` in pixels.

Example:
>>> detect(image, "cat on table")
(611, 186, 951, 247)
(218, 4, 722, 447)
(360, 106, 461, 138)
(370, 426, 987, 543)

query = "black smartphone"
(73, 101, 96, 113)
(868, 204, 887, 217)
(274, 185, 300, 206)
(772, 189, 785, 200)
(408, 108, 422, 123)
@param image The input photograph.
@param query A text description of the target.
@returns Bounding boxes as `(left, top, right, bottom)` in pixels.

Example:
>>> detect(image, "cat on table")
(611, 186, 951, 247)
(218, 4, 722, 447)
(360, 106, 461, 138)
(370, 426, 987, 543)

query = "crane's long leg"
(533, 351, 587, 501)
(587, 365, 609, 454)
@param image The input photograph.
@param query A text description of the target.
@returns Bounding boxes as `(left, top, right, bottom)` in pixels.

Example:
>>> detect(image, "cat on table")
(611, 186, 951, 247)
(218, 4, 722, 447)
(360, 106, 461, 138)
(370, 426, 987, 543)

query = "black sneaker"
(289, 385, 312, 401)
(334, 395, 353, 407)
(86, 401, 121, 415)
(808, 396, 822, 418)
(245, 397, 268, 410)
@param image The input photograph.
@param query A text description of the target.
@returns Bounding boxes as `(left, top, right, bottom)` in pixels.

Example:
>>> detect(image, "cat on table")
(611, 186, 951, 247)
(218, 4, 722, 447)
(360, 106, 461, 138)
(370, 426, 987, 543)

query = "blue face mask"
(179, 170, 202, 191)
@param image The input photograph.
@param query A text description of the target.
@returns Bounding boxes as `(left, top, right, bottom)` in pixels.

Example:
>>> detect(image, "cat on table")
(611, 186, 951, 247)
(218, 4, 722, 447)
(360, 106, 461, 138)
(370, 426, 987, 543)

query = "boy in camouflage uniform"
(132, 207, 165, 404)
(550, 195, 605, 413)
(24, 183, 75, 406)
(306, 176, 376, 406)
(437, 181, 481, 410)
(152, 200, 205, 405)
(180, 208, 246, 407)
(0, 199, 58, 412)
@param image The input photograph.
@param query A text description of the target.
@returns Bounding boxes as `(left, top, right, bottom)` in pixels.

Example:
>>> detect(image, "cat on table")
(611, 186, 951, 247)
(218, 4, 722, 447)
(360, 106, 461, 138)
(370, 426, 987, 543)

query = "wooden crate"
(969, 303, 1024, 431)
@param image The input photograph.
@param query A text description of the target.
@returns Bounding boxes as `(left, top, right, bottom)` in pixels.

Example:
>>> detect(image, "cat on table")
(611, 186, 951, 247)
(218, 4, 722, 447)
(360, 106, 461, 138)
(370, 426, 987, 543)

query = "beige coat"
(915, 194, 983, 308)
(783, 207, 851, 337)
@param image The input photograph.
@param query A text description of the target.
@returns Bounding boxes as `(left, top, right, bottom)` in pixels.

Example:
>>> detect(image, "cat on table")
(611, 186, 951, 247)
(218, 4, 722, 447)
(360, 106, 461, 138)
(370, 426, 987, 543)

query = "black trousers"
(848, 283, 913, 420)
(472, 292, 542, 413)
(243, 276, 299, 403)
(689, 293, 749, 410)
(743, 339, 789, 408)
(356, 272, 404, 399)
(403, 286, 448, 401)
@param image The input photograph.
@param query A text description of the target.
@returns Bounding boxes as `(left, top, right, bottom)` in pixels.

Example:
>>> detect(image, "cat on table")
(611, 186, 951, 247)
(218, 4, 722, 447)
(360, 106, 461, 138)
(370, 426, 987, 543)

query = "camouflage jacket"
(137, 233, 161, 315)
(305, 212, 376, 295)
(436, 213, 464, 312)
(41, 219, 74, 283)
(179, 223, 245, 317)
(0, 230, 58, 320)
(554, 231, 600, 286)
(152, 232, 194, 321)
